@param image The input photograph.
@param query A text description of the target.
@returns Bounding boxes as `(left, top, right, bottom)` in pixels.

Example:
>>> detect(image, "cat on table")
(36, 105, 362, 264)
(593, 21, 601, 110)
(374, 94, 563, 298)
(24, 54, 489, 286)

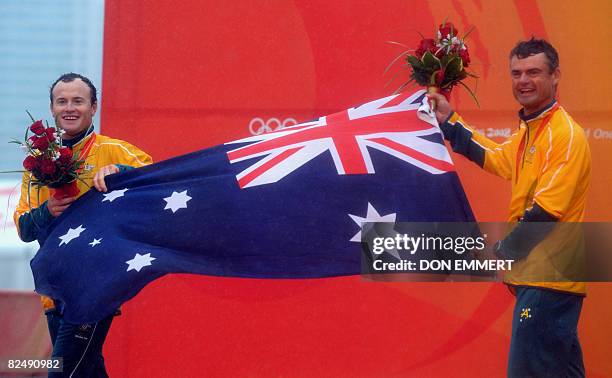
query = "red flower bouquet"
(386, 20, 479, 108)
(10, 113, 85, 199)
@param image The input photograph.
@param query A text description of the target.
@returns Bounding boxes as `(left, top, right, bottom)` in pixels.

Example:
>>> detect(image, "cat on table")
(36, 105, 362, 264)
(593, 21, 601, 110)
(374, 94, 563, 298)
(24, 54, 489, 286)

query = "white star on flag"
(349, 204, 400, 260)
(126, 253, 156, 272)
(89, 238, 102, 247)
(348, 203, 397, 242)
(163, 190, 191, 213)
(58, 225, 86, 246)
(102, 188, 128, 203)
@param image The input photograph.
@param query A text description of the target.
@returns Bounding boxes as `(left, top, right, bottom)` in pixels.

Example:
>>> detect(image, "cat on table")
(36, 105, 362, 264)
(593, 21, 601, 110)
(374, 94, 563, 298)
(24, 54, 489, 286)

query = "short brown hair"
(509, 37, 559, 73)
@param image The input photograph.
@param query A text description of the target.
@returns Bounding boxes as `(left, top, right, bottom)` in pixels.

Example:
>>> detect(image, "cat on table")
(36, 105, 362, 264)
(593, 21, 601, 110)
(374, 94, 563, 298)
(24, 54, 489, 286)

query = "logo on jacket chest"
(83, 163, 95, 172)
(523, 145, 536, 165)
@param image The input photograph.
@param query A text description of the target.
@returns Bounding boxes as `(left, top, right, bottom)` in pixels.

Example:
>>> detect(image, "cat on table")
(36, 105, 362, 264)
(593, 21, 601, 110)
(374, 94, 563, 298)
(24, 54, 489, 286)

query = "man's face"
(50, 79, 97, 139)
(510, 52, 559, 116)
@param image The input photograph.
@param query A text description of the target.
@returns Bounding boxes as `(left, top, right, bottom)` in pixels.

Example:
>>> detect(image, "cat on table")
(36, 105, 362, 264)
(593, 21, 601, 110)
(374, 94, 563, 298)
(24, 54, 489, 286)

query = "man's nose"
(517, 73, 530, 83)
(65, 102, 76, 111)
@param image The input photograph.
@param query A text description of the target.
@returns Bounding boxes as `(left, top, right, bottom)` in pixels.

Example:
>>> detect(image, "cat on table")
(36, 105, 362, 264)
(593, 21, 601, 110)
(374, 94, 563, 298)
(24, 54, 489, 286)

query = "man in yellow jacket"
(429, 39, 590, 377)
(14, 73, 152, 377)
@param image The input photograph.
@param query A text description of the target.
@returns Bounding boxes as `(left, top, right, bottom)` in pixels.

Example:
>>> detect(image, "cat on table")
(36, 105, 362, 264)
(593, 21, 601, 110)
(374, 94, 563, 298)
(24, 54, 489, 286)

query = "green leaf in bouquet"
(440, 54, 454, 67)
(411, 69, 430, 86)
(465, 70, 479, 78)
(25, 110, 35, 123)
(444, 56, 463, 77)
(440, 16, 449, 29)
(386, 40, 409, 48)
(394, 79, 416, 95)
(421, 51, 441, 70)
(384, 50, 411, 76)
(462, 25, 476, 40)
(406, 55, 424, 70)
(386, 71, 413, 89)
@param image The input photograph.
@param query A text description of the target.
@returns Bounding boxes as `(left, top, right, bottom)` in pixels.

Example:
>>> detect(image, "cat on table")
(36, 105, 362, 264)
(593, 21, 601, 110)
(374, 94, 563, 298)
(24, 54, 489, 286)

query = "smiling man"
(429, 38, 591, 377)
(14, 73, 152, 377)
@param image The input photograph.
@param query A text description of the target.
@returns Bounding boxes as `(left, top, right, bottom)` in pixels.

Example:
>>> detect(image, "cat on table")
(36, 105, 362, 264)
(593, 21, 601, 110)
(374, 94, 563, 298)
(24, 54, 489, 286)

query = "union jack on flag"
(227, 90, 454, 188)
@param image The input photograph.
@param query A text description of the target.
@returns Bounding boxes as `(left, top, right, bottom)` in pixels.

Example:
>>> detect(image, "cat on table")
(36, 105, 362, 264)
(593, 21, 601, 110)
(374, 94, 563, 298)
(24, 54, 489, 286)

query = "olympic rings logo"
(248, 117, 298, 135)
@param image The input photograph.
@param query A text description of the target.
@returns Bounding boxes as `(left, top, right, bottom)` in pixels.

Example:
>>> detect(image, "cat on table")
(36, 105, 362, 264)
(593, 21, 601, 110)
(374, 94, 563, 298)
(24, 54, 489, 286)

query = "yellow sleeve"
(13, 171, 51, 240)
(443, 112, 517, 180)
(96, 137, 153, 167)
(109, 140, 153, 167)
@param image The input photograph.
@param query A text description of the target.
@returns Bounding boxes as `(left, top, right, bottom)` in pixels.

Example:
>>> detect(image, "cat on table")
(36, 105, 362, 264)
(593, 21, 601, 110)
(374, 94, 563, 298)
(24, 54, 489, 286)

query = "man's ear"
(552, 68, 560, 87)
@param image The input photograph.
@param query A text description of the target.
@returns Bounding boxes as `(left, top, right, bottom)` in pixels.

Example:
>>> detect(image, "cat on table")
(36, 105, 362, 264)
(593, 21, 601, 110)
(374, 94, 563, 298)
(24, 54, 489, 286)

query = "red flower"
(434, 69, 445, 86)
(415, 38, 437, 58)
(459, 49, 471, 67)
(58, 147, 73, 164)
(23, 155, 38, 171)
(32, 136, 50, 150)
(45, 127, 57, 141)
(439, 22, 458, 39)
(29, 120, 45, 135)
(40, 159, 56, 175)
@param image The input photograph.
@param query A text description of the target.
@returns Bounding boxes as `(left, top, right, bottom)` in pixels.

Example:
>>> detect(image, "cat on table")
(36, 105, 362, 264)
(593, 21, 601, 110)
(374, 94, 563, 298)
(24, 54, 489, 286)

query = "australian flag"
(31, 90, 475, 323)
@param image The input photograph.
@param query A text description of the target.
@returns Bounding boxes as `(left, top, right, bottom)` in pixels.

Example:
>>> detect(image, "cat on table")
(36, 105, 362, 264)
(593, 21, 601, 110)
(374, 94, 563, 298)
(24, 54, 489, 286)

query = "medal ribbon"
(75, 132, 97, 174)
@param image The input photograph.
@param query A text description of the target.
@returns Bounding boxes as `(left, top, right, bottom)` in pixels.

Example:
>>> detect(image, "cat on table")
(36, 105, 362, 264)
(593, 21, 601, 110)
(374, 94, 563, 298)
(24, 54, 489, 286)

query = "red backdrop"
(101, 1, 612, 376)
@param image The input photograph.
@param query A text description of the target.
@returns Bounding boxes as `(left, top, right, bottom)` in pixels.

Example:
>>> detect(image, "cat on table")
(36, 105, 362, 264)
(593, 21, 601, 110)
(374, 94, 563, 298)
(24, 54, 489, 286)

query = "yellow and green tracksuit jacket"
(440, 101, 591, 294)
(13, 128, 152, 311)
